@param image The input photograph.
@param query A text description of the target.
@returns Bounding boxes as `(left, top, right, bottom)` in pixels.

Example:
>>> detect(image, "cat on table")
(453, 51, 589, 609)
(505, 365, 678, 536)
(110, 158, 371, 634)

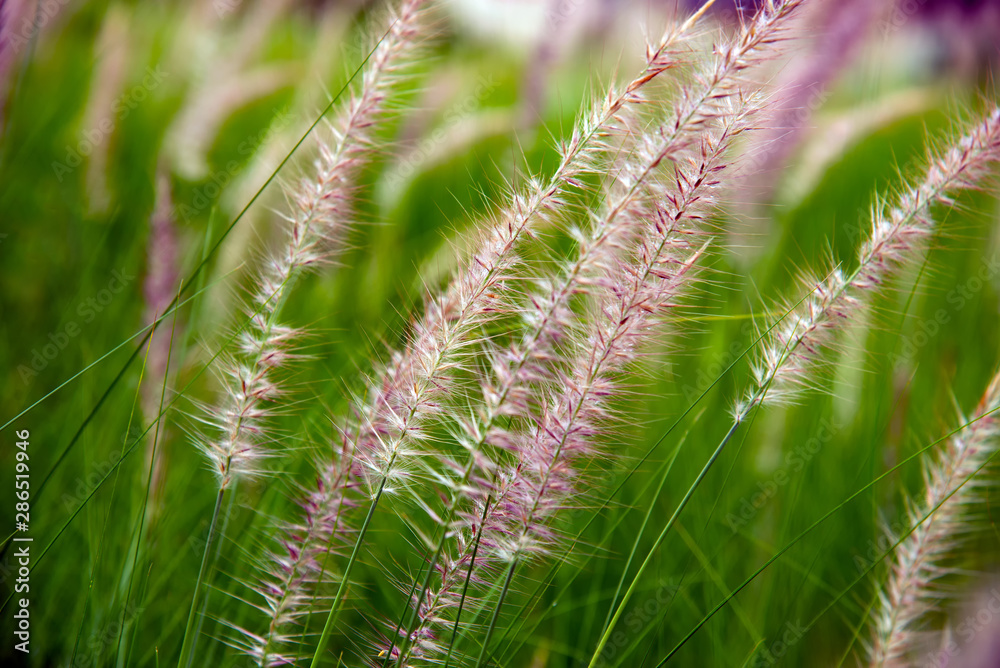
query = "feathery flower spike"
(310, 7, 711, 660)
(200, 0, 427, 492)
(743, 106, 1000, 415)
(224, 0, 431, 664)
(870, 373, 1000, 666)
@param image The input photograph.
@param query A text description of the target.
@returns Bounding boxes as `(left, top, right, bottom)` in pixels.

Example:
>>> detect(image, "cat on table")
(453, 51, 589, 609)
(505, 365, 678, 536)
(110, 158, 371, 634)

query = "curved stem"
(475, 559, 518, 668)
(586, 420, 740, 667)
(178, 489, 225, 668)
(310, 479, 385, 667)
(443, 495, 491, 668)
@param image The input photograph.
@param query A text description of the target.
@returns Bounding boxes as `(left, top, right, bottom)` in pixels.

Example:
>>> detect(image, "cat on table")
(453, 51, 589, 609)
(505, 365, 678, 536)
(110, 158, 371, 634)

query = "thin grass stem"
(178, 488, 225, 668)
(310, 478, 386, 667)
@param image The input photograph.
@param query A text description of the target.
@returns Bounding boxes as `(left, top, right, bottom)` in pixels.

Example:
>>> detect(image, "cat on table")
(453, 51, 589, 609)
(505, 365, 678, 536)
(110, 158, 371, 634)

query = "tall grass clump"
(174, 1, 432, 665)
(5, 0, 1000, 666)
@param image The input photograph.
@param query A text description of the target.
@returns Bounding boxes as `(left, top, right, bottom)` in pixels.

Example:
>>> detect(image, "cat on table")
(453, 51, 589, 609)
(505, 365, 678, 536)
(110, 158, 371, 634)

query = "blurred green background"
(2, 0, 1000, 666)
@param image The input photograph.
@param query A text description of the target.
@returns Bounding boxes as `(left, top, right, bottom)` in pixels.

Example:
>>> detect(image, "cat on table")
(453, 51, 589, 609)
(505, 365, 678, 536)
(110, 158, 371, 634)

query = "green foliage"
(1, 2, 999, 667)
